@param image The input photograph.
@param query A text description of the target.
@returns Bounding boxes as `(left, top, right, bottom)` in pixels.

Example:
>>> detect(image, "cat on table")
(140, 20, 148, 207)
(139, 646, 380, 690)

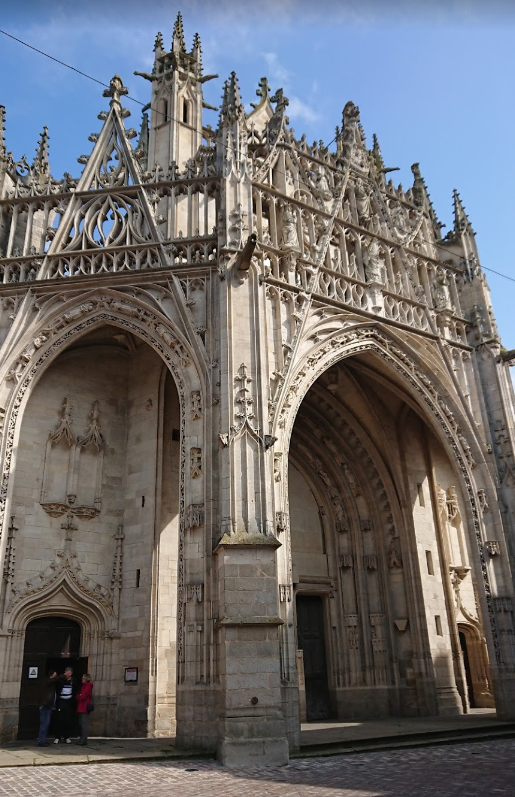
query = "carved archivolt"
(6, 548, 113, 617)
(0, 293, 203, 664)
(275, 324, 498, 663)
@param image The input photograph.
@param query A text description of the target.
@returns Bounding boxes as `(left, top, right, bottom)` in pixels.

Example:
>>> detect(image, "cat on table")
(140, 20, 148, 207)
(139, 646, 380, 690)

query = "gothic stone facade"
(0, 16, 515, 767)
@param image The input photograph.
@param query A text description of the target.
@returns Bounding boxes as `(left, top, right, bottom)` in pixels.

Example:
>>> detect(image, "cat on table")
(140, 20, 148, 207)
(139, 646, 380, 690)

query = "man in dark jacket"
(37, 669, 57, 746)
(53, 667, 77, 744)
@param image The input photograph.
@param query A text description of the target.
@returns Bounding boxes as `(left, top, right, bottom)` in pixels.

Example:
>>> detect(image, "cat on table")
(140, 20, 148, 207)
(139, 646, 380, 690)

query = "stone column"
(214, 537, 288, 766)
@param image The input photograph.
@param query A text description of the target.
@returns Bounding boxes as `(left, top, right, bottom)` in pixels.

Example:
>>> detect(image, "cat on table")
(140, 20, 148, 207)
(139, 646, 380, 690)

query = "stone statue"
(282, 205, 299, 249)
(365, 239, 384, 283)
(446, 486, 460, 523)
(432, 272, 450, 310)
(354, 178, 371, 224)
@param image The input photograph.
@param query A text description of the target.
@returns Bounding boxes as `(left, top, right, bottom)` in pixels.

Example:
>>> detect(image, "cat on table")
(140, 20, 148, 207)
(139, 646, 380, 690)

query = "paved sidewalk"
(298, 708, 515, 751)
(0, 737, 201, 768)
(0, 709, 513, 768)
(1, 740, 515, 797)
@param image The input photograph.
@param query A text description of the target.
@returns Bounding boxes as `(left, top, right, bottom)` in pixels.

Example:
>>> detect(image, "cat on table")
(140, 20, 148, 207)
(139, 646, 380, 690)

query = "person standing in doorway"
(75, 674, 93, 745)
(54, 666, 76, 744)
(37, 669, 57, 746)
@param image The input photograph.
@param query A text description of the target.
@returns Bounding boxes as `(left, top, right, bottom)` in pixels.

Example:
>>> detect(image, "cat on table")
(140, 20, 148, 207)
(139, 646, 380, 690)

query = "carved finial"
(77, 400, 104, 451)
(453, 188, 475, 235)
(172, 11, 186, 53)
(0, 105, 6, 161)
(219, 71, 245, 124)
(102, 74, 129, 114)
(154, 31, 164, 53)
(250, 77, 270, 110)
(271, 87, 289, 116)
(49, 396, 75, 447)
(33, 126, 50, 176)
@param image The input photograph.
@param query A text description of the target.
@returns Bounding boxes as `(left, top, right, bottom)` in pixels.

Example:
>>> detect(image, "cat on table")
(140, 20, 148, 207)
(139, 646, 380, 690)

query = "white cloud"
(261, 52, 292, 87)
(287, 96, 320, 124)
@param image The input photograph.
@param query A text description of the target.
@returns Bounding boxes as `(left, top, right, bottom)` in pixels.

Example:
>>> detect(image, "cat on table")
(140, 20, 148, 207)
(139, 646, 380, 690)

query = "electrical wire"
(0, 28, 514, 287)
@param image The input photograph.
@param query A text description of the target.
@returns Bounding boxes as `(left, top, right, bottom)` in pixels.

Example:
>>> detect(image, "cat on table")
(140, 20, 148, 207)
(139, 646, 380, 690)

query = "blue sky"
(1, 0, 514, 350)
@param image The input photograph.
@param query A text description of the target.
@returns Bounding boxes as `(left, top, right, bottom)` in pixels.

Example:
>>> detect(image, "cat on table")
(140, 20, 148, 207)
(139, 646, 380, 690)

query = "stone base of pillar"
(436, 685, 463, 715)
(218, 712, 289, 766)
(492, 672, 515, 720)
(219, 734, 289, 767)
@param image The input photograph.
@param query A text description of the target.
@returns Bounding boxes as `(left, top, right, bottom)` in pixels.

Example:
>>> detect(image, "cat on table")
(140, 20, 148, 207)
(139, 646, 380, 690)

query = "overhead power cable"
(0, 28, 514, 288)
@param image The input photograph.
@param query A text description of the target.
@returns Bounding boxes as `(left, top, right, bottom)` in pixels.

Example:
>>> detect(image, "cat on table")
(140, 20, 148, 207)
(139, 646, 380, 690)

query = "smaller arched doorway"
(458, 624, 495, 710)
(18, 617, 87, 740)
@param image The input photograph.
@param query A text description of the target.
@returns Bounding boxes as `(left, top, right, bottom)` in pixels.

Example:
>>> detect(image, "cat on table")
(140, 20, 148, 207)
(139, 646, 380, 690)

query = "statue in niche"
(432, 272, 451, 310)
(354, 178, 372, 224)
(477, 489, 489, 514)
(391, 204, 408, 234)
(313, 457, 332, 488)
(471, 304, 487, 337)
(437, 484, 447, 518)
(446, 486, 460, 522)
(313, 169, 331, 200)
(394, 270, 403, 294)
(253, 213, 271, 245)
(364, 239, 384, 283)
(282, 205, 299, 249)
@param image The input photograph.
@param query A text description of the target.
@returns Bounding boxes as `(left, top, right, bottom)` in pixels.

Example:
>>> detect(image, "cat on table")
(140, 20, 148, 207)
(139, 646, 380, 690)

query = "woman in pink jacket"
(75, 674, 93, 745)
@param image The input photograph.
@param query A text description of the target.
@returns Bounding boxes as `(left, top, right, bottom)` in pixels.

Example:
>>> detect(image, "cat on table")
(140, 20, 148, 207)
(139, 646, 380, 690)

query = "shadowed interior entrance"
(296, 595, 331, 721)
(18, 617, 87, 740)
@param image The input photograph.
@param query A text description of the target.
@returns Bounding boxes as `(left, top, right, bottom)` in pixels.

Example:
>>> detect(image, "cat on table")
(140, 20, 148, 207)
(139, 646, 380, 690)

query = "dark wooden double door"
(18, 617, 88, 740)
(296, 595, 331, 721)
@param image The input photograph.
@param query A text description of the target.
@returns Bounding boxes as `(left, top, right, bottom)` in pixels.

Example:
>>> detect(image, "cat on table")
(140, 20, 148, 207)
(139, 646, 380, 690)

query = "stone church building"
(0, 14, 514, 766)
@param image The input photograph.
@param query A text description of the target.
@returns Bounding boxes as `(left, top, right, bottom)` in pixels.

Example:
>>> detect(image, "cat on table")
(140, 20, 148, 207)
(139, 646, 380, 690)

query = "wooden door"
(296, 595, 331, 720)
(18, 617, 81, 740)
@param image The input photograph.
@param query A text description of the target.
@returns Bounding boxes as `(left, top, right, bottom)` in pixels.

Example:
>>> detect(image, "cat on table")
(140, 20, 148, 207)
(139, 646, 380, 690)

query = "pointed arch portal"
(286, 349, 495, 720)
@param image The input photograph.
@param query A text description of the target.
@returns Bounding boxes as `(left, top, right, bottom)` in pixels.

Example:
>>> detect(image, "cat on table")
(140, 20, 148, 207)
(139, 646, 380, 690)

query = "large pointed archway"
(0, 301, 203, 740)
(285, 348, 494, 721)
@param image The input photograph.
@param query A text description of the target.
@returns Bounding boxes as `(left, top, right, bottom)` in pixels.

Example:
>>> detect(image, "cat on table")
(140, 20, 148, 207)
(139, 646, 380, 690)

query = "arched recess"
(0, 291, 208, 740)
(274, 324, 501, 722)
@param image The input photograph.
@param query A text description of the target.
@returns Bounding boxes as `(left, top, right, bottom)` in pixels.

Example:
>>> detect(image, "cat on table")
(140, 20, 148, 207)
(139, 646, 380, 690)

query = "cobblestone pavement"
(0, 739, 513, 796)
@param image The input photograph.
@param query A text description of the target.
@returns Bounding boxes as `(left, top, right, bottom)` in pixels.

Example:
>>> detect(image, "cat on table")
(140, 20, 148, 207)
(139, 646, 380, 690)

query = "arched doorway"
(458, 624, 494, 709)
(286, 352, 493, 721)
(18, 617, 85, 740)
(4, 323, 183, 738)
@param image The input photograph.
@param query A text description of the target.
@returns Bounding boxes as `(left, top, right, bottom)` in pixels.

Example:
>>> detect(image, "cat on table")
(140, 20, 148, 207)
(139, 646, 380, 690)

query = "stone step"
(295, 722, 515, 758)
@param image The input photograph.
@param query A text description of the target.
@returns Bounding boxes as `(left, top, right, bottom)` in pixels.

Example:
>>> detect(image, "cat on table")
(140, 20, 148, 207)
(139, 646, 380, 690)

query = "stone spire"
(219, 72, 245, 125)
(135, 112, 149, 168)
(172, 12, 186, 54)
(372, 133, 385, 173)
(154, 31, 164, 55)
(192, 32, 202, 69)
(411, 162, 443, 239)
(453, 189, 475, 236)
(33, 126, 50, 176)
